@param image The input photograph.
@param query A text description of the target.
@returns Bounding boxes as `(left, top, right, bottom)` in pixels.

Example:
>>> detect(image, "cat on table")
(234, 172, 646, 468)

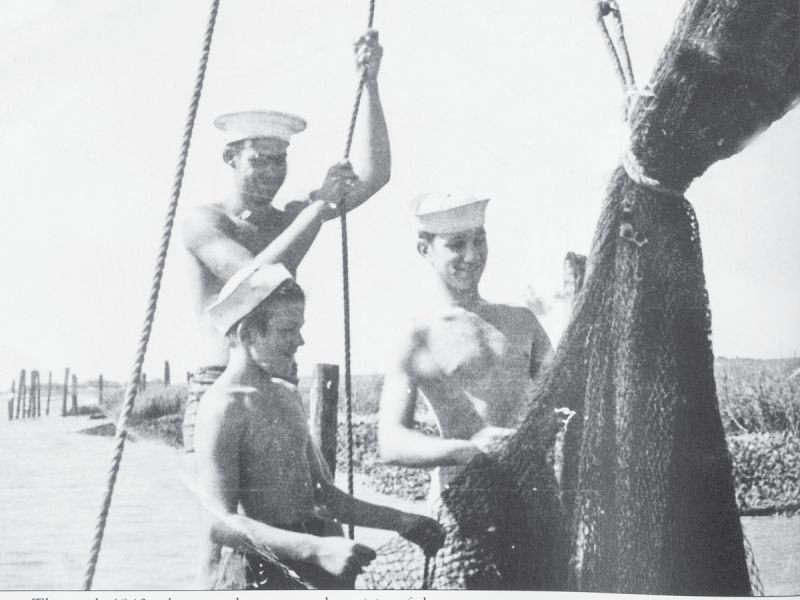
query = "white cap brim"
(206, 263, 294, 335)
(214, 110, 307, 146)
(412, 191, 489, 234)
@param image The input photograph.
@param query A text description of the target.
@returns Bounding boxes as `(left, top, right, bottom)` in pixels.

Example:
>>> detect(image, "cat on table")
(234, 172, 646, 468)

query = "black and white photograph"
(0, 0, 798, 595)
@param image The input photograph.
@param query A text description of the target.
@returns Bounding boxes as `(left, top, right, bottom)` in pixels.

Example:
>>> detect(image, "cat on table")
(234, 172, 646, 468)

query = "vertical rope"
(81, 0, 220, 589)
(340, 0, 376, 541)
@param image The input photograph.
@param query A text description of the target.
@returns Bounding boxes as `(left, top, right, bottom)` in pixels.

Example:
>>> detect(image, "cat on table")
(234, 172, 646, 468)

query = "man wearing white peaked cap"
(181, 30, 389, 458)
(378, 188, 554, 503)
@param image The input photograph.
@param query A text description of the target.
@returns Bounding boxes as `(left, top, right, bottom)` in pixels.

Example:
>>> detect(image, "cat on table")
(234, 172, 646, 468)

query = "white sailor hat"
(206, 262, 294, 335)
(410, 190, 490, 234)
(213, 110, 307, 146)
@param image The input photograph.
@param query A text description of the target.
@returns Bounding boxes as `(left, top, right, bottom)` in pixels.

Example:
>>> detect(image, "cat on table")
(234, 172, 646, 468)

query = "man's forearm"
(252, 199, 328, 273)
(378, 425, 479, 468)
(346, 79, 390, 211)
(209, 511, 319, 565)
(318, 483, 413, 533)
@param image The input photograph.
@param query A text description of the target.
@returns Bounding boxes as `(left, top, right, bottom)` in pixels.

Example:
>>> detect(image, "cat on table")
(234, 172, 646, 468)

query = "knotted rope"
(339, 0, 376, 542)
(81, 0, 221, 589)
(596, 1, 687, 200)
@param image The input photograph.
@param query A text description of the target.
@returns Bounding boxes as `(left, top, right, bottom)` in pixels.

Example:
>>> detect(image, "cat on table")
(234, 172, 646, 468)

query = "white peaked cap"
(206, 263, 294, 335)
(410, 190, 490, 234)
(214, 110, 307, 146)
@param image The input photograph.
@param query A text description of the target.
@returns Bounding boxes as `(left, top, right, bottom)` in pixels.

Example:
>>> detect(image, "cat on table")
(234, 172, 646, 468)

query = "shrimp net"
(358, 0, 799, 593)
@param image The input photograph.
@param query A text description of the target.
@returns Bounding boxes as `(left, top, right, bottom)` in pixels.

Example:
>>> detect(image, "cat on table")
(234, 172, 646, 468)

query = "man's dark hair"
(222, 140, 246, 167)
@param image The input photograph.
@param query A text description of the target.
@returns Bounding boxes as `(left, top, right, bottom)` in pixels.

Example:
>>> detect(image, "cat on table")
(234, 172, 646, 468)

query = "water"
(0, 414, 200, 590)
(1, 413, 796, 592)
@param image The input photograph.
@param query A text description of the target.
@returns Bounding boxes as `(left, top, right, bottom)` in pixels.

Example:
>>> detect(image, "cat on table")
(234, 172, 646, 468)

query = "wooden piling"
(30, 371, 39, 418)
(71, 374, 78, 415)
(309, 364, 340, 477)
(46, 371, 52, 416)
(62, 368, 69, 417)
(164, 361, 171, 386)
(24, 371, 31, 418)
(16, 369, 25, 419)
(98, 374, 104, 405)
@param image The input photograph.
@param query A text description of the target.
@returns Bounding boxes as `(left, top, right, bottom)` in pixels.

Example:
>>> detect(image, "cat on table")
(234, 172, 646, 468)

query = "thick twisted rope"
(340, 0, 376, 541)
(81, 0, 220, 590)
(596, 1, 636, 114)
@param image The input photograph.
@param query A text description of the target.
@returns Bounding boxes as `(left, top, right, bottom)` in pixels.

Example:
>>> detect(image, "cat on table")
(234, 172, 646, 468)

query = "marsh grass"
(89, 361, 800, 510)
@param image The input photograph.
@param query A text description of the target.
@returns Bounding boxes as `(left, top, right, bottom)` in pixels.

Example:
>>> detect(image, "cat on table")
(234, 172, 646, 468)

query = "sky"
(0, 0, 798, 388)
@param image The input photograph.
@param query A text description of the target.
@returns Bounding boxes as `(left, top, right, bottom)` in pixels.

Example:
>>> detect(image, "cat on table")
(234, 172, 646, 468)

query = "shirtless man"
(195, 264, 443, 589)
(378, 190, 553, 498)
(182, 30, 388, 457)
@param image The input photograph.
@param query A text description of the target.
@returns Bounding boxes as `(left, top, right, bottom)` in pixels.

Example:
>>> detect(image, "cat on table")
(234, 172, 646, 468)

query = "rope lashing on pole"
(596, 0, 687, 200)
(339, 0, 376, 542)
(81, 0, 221, 590)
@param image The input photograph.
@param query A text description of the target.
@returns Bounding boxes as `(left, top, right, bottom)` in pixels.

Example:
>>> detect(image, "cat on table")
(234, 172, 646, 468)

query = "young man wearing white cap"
(194, 263, 443, 589)
(182, 31, 389, 456)
(378, 190, 553, 501)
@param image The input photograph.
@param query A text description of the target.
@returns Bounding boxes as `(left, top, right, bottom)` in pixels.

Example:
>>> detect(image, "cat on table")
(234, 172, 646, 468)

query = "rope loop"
(621, 150, 686, 199)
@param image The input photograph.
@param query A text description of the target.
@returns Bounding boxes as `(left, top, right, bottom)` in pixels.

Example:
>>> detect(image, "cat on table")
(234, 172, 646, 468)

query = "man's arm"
(342, 30, 391, 212)
(306, 442, 445, 556)
(378, 371, 480, 468)
(378, 326, 517, 466)
(183, 202, 330, 280)
(377, 329, 482, 468)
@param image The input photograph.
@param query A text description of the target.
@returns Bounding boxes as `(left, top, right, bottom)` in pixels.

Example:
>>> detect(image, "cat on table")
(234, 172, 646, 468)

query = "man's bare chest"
(230, 217, 288, 255)
(240, 388, 309, 462)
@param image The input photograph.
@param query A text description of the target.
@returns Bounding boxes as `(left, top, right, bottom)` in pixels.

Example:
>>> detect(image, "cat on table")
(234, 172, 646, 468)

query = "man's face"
(419, 227, 488, 292)
(245, 299, 305, 379)
(232, 138, 288, 204)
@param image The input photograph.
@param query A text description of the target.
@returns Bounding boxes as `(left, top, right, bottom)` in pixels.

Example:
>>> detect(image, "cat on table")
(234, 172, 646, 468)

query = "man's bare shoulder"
(196, 380, 255, 429)
(182, 204, 236, 249)
(383, 312, 432, 371)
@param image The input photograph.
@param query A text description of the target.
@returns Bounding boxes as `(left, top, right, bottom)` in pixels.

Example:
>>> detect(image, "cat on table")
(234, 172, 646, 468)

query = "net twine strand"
(81, 0, 221, 590)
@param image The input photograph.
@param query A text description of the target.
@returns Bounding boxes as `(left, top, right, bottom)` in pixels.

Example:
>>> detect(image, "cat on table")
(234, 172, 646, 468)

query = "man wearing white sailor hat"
(193, 262, 444, 589)
(181, 29, 389, 460)
(378, 189, 554, 505)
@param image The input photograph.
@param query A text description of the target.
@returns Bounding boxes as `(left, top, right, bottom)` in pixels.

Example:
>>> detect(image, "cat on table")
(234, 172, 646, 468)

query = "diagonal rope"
(340, 0, 376, 541)
(81, 0, 221, 590)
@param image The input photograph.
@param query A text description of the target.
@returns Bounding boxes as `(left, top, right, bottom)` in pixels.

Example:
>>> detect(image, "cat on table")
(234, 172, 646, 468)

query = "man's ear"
(223, 145, 238, 168)
(417, 238, 430, 259)
(235, 321, 251, 346)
